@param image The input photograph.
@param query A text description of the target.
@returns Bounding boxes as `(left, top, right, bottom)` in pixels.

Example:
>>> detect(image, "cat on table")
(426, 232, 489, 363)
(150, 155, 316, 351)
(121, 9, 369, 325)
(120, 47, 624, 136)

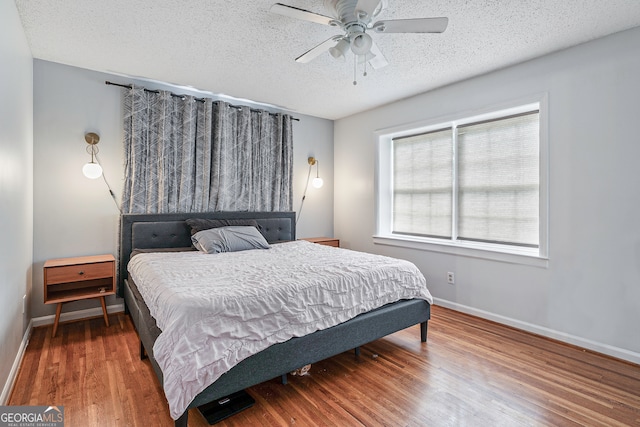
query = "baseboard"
(1, 319, 33, 405)
(433, 298, 640, 365)
(31, 303, 125, 328)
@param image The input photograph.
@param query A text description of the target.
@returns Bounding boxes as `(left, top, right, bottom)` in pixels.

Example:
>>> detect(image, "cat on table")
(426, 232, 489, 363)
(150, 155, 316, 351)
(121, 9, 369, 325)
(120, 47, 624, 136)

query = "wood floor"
(8, 306, 640, 426)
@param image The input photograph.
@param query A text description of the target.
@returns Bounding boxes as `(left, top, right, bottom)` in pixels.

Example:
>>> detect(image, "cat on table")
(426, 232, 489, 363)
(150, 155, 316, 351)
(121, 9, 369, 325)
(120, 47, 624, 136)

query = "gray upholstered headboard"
(118, 211, 296, 296)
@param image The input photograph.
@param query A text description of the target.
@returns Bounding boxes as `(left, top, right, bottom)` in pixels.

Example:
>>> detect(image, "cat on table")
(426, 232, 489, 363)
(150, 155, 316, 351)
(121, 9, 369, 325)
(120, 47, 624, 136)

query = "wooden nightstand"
(43, 254, 116, 337)
(301, 237, 340, 247)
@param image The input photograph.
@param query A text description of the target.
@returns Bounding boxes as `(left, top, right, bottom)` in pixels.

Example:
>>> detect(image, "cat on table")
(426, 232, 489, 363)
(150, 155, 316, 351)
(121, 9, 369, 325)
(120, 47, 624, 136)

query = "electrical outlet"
(447, 272, 455, 284)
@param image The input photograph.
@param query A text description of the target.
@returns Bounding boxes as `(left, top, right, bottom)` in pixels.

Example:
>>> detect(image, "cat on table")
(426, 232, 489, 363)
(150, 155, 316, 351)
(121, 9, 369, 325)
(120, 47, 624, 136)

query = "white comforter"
(127, 240, 432, 419)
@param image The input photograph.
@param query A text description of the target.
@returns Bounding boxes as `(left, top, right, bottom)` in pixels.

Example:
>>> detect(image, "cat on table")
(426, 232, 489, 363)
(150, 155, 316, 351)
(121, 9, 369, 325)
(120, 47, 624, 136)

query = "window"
(376, 100, 547, 262)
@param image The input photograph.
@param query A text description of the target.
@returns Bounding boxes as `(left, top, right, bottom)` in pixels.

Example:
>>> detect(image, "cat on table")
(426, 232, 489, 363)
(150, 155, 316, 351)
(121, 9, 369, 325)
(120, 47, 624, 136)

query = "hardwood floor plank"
(7, 306, 640, 426)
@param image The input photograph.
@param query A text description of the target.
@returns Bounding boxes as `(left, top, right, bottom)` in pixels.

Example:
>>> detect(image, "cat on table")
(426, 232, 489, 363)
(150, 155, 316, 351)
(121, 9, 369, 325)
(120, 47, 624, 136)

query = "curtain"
(122, 87, 293, 214)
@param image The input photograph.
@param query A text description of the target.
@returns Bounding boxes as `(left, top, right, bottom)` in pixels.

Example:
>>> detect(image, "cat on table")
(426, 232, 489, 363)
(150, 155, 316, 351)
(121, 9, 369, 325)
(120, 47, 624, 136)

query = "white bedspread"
(127, 240, 432, 420)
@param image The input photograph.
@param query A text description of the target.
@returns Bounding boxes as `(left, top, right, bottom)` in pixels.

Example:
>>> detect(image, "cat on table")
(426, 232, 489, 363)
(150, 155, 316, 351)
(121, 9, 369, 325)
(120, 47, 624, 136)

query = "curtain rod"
(105, 81, 299, 121)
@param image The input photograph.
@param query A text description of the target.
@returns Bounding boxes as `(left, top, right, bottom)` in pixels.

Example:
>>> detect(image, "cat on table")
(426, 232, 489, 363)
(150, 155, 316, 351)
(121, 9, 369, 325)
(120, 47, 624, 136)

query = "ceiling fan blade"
(373, 17, 449, 33)
(355, 0, 382, 19)
(270, 3, 335, 26)
(295, 36, 341, 63)
(368, 41, 388, 69)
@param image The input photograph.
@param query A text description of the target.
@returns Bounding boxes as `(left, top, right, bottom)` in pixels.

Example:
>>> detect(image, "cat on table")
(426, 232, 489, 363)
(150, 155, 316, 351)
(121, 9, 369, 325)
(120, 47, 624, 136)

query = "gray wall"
(0, 1, 33, 402)
(334, 27, 640, 363)
(31, 60, 334, 319)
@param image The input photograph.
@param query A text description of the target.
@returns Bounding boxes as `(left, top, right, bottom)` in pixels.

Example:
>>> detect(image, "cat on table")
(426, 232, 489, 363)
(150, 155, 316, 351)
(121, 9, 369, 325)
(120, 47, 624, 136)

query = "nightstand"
(301, 237, 340, 247)
(43, 254, 116, 337)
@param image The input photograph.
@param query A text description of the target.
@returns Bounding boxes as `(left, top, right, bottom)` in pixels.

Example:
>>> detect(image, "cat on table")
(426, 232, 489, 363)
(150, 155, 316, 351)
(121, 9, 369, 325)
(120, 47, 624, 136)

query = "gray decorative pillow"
(185, 218, 262, 236)
(191, 226, 270, 254)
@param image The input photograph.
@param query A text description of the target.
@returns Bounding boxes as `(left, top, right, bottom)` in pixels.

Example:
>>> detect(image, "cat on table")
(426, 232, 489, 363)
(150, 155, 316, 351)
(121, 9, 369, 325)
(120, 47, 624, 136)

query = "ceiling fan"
(270, 0, 448, 84)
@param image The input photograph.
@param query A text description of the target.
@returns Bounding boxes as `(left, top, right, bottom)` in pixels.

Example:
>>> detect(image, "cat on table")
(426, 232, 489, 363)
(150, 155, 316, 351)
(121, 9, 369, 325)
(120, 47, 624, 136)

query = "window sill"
(372, 234, 549, 268)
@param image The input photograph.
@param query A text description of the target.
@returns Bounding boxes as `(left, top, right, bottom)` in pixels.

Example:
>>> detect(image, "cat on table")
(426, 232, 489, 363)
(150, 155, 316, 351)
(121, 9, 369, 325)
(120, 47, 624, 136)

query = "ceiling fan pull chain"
(353, 54, 358, 85)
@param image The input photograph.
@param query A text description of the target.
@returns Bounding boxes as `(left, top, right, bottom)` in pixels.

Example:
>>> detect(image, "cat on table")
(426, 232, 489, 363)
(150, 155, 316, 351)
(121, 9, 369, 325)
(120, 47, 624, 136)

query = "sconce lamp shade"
(312, 177, 324, 188)
(83, 162, 103, 179)
(83, 132, 103, 179)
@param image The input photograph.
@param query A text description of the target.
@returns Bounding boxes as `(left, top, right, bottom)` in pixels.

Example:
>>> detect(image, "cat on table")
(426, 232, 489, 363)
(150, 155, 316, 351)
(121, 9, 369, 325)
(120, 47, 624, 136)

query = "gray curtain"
(122, 87, 293, 213)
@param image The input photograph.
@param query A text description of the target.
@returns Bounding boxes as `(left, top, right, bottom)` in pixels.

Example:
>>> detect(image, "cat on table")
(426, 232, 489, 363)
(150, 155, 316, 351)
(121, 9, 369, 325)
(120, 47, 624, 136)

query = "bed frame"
(120, 211, 431, 427)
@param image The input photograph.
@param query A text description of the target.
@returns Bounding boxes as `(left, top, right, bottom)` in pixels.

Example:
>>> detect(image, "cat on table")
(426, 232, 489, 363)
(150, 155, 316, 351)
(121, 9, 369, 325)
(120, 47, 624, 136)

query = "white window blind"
(390, 109, 540, 249)
(393, 128, 452, 238)
(458, 112, 539, 247)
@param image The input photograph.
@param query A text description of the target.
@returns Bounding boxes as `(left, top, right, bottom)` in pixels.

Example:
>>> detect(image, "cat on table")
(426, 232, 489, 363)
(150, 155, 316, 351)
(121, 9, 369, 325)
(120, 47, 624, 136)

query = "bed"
(119, 211, 432, 427)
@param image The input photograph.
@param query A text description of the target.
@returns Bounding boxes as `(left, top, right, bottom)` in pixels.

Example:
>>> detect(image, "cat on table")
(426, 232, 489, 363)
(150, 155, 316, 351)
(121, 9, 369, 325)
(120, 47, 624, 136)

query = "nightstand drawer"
(45, 261, 113, 285)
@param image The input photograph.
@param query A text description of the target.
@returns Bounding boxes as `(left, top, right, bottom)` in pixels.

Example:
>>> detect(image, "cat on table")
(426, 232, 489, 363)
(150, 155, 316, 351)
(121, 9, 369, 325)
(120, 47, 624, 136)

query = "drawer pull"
(78, 271, 84, 275)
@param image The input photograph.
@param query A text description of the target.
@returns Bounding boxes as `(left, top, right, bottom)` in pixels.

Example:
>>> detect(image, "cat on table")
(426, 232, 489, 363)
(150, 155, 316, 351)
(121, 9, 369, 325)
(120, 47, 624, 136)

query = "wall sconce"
(82, 132, 103, 179)
(296, 156, 324, 224)
(81, 132, 121, 212)
(309, 156, 324, 189)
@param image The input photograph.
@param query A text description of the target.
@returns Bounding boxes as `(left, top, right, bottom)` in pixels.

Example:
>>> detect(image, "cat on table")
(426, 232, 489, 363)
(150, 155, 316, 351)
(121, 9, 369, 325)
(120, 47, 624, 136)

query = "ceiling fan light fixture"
(349, 31, 372, 55)
(271, 0, 448, 83)
(329, 37, 350, 60)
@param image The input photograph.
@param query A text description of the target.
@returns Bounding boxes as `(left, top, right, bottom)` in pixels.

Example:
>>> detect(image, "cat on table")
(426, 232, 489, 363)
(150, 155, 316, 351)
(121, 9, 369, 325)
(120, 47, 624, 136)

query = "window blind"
(457, 112, 540, 247)
(393, 128, 453, 238)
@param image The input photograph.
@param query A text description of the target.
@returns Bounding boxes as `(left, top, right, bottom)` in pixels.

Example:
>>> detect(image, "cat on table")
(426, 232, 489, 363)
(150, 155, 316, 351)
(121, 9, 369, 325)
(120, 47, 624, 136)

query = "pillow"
(185, 218, 262, 236)
(191, 226, 270, 254)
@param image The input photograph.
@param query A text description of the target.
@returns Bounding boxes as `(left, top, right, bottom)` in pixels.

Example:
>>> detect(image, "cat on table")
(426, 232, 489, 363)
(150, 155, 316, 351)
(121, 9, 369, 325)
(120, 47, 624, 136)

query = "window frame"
(374, 95, 549, 266)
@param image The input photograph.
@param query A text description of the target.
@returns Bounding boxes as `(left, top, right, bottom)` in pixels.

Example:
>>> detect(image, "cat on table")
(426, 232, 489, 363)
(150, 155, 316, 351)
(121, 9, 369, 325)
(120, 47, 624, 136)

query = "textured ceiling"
(14, 0, 640, 120)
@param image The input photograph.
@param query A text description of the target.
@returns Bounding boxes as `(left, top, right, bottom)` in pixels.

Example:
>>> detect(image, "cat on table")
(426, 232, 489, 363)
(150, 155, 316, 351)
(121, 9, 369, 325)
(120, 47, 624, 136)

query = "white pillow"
(191, 226, 270, 254)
